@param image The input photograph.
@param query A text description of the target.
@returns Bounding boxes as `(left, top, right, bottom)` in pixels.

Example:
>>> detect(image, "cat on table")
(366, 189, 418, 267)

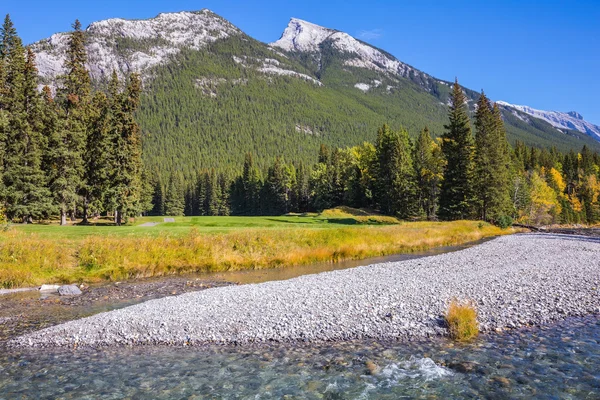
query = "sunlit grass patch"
(1, 219, 512, 288)
(445, 298, 479, 342)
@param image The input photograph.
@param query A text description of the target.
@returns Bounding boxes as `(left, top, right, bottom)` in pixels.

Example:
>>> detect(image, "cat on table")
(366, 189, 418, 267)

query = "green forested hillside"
(137, 35, 600, 181)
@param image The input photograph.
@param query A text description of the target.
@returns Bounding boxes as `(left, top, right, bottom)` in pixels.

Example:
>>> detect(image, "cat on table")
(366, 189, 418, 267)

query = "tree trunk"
(115, 210, 122, 226)
(81, 196, 89, 224)
(60, 208, 67, 226)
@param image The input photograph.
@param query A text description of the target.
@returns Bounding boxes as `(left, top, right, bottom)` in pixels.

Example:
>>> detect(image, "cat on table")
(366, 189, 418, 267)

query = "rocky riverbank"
(11, 234, 600, 348)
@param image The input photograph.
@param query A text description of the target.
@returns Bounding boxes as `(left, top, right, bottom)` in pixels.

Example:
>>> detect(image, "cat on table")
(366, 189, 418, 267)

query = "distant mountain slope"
(28, 11, 600, 180)
(497, 101, 600, 140)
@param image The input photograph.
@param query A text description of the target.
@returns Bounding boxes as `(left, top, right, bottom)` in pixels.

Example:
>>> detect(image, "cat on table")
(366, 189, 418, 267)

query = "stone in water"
(58, 285, 82, 296)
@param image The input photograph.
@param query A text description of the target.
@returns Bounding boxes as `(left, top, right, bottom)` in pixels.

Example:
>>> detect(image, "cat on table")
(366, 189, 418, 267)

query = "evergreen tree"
(112, 73, 143, 224)
(242, 153, 262, 215)
(473, 93, 511, 221)
(439, 79, 475, 220)
(85, 91, 112, 216)
(202, 169, 221, 216)
(53, 20, 91, 225)
(151, 178, 165, 216)
(0, 15, 17, 59)
(261, 157, 294, 215)
(1, 29, 53, 222)
(164, 173, 185, 216)
(374, 124, 416, 218)
(294, 161, 311, 212)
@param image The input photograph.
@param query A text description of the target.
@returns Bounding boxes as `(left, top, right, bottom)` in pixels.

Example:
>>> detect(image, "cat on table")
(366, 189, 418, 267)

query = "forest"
(1, 15, 599, 227)
(0, 16, 148, 225)
(160, 81, 600, 226)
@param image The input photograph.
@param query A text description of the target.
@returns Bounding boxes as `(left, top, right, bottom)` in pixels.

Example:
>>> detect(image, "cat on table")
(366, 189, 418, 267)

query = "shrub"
(445, 298, 479, 342)
(496, 215, 513, 230)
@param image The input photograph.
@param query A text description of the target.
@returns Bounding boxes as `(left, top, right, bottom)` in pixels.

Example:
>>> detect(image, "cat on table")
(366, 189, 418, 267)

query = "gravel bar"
(11, 234, 600, 348)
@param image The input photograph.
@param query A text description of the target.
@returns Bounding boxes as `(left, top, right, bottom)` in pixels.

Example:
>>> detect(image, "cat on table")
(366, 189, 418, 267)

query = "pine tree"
(203, 169, 221, 216)
(53, 20, 91, 225)
(439, 79, 475, 220)
(242, 153, 261, 215)
(113, 73, 143, 224)
(85, 91, 112, 216)
(294, 161, 311, 212)
(164, 173, 185, 216)
(1, 29, 53, 222)
(0, 15, 17, 59)
(151, 178, 166, 216)
(473, 92, 500, 221)
(374, 124, 416, 218)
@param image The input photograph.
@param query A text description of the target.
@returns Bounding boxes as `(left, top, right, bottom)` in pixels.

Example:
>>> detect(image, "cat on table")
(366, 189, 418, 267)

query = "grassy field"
(0, 208, 514, 288)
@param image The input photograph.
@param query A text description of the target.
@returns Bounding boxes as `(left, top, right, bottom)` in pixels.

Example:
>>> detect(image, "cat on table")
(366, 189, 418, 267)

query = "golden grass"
(445, 298, 479, 342)
(0, 220, 512, 288)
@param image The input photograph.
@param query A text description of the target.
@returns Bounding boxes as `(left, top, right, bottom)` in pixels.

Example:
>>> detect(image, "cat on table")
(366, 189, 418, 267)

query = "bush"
(496, 215, 514, 230)
(445, 298, 479, 342)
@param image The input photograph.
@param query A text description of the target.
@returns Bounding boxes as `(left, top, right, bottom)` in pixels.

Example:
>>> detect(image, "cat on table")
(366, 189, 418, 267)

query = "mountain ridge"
(24, 9, 600, 180)
(497, 101, 600, 140)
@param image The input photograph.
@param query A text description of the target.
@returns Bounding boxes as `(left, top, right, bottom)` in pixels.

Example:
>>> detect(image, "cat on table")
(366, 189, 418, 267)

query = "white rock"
(39, 284, 60, 292)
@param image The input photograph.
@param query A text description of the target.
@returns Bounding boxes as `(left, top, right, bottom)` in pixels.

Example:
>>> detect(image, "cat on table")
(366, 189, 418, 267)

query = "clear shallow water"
(1, 316, 599, 399)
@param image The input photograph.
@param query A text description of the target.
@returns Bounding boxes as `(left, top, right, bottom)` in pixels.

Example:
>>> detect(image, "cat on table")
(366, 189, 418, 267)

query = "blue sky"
(5, 0, 600, 124)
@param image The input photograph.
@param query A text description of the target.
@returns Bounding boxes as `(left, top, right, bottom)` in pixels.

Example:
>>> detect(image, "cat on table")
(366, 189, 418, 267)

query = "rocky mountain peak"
(31, 9, 241, 83)
(567, 111, 584, 120)
(271, 18, 336, 53)
(270, 18, 426, 84)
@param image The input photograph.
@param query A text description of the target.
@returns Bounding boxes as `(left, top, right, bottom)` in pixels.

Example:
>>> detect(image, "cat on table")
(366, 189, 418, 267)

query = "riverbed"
(12, 234, 600, 347)
(1, 316, 599, 398)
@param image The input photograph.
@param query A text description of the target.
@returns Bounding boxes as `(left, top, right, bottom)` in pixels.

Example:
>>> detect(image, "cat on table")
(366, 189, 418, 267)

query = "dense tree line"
(0, 16, 148, 224)
(1, 14, 598, 227)
(155, 79, 600, 226)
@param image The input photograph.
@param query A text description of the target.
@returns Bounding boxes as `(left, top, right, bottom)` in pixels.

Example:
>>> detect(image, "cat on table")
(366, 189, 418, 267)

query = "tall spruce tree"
(164, 173, 185, 216)
(1, 26, 53, 222)
(112, 73, 143, 224)
(374, 124, 416, 218)
(261, 157, 294, 215)
(242, 153, 261, 215)
(439, 79, 475, 220)
(53, 20, 91, 225)
(0, 15, 16, 204)
(85, 90, 112, 217)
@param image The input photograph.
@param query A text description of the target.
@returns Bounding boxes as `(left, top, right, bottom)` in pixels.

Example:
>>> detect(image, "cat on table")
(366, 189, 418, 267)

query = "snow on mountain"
(232, 55, 322, 86)
(497, 101, 600, 140)
(271, 18, 425, 82)
(271, 18, 333, 53)
(30, 10, 241, 82)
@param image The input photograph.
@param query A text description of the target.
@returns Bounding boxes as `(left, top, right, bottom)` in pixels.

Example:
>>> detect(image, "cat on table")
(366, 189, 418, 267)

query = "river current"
(1, 316, 599, 399)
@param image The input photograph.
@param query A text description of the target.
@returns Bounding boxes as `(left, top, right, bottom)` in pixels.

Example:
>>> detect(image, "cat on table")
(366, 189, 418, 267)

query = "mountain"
(28, 11, 600, 181)
(497, 101, 600, 141)
(30, 10, 241, 84)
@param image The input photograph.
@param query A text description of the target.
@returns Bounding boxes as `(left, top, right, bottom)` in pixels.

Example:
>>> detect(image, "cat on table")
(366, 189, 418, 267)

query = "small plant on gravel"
(445, 298, 479, 342)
